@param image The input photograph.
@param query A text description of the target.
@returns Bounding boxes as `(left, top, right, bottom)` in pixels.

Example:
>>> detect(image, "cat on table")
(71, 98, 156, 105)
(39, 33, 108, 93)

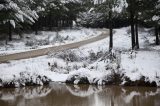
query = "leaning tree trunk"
(130, 0, 136, 49)
(135, 20, 139, 49)
(109, 3, 113, 52)
(8, 22, 12, 41)
(155, 25, 160, 45)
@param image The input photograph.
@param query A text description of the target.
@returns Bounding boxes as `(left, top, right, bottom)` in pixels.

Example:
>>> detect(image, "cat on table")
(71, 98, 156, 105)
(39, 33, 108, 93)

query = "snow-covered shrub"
(106, 70, 125, 85)
(50, 50, 81, 62)
(66, 68, 91, 85)
(25, 39, 35, 46)
(48, 61, 68, 74)
(73, 64, 78, 70)
(50, 61, 58, 72)
(128, 50, 137, 59)
(0, 71, 51, 88)
(82, 62, 88, 68)
(36, 39, 49, 46)
(66, 75, 90, 85)
(123, 75, 157, 87)
(89, 50, 104, 61)
(52, 32, 66, 43)
(88, 50, 125, 85)
(89, 52, 97, 61)
(25, 39, 49, 47)
(91, 69, 125, 85)
(155, 76, 160, 87)
(103, 50, 121, 70)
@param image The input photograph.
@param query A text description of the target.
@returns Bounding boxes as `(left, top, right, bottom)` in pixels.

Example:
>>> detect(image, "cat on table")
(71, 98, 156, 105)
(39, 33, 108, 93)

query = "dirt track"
(0, 30, 109, 63)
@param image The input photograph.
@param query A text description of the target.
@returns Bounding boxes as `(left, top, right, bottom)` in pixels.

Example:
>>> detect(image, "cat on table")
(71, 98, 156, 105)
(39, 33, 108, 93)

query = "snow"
(0, 4, 4, 10)
(121, 51, 160, 82)
(67, 68, 106, 84)
(10, 20, 16, 28)
(15, 13, 24, 22)
(152, 15, 160, 21)
(0, 28, 102, 55)
(0, 27, 160, 87)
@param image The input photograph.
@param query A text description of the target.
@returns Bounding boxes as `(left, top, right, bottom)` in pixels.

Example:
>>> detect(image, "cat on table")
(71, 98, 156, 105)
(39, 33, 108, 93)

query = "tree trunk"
(5, 34, 8, 45)
(130, 0, 135, 49)
(135, 22, 139, 49)
(49, 11, 52, 30)
(155, 25, 160, 45)
(109, 3, 113, 52)
(8, 22, 12, 41)
(35, 21, 38, 35)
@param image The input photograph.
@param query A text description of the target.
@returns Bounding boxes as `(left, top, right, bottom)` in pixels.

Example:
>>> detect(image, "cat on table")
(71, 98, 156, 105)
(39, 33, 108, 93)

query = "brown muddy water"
(0, 83, 160, 106)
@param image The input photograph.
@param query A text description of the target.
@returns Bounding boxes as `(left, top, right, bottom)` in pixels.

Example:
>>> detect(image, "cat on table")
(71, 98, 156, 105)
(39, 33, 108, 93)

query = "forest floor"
(0, 27, 160, 88)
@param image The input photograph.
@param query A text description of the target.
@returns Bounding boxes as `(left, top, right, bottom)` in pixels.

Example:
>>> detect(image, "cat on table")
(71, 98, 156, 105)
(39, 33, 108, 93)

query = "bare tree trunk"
(49, 11, 52, 30)
(135, 22, 139, 49)
(5, 34, 8, 45)
(109, 3, 113, 52)
(155, 25, 160, 45)
(35, 21, 38, 35)
(8, 22, 12, 41)
(130, 0, 135, 49)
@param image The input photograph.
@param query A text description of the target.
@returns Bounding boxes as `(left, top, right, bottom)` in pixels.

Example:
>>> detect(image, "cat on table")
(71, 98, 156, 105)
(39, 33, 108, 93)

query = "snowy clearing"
(0, 28, 102, 55)
(0, 27, 160, 87)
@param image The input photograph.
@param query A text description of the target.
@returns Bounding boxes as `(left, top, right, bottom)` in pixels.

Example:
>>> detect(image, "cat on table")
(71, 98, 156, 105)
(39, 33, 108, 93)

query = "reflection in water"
(66, 84, 104, 97)
(0, 83, 160, 106)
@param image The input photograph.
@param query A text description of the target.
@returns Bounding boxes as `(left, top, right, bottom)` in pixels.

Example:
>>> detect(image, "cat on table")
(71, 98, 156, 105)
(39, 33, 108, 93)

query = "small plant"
(73, 64, 78, 70)
(129, 50, 137, 59)
(89, 52, 97, 61)
(127, 28, 131, 35)
(25, 40, 35, 46)
(49, 61, 58, 72)
(51, 50, 81, 62)
(82, 62, 87, 68)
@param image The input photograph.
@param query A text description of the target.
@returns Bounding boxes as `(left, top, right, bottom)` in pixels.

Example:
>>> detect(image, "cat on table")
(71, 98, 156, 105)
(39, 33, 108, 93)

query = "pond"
(0, 83, 160, 106)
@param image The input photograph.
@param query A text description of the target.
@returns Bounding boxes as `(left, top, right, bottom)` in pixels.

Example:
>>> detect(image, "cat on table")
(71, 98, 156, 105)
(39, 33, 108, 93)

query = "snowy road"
(0, 29, 109, 63)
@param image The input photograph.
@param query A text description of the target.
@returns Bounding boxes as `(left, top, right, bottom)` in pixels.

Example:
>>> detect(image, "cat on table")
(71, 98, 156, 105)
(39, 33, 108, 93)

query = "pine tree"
(94, 0, 123, 51)
(0, 0, 39, 42)
(141, 0, 160, 45)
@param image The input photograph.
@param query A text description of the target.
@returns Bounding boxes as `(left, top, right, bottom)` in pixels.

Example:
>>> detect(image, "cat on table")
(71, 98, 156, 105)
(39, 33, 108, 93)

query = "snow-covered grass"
(0, 28, 102, 55)
(0, 27, 160, 87)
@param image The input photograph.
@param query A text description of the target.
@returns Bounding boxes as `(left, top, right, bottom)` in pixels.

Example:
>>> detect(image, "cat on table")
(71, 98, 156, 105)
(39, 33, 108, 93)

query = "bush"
(123, 76, 157, 87)
(25, 39, 49, 47)
(50, 50, 81, 62)
(89, 50, 104, 61)
(66, 75, 90, 85)
(0, 72, 51, 88)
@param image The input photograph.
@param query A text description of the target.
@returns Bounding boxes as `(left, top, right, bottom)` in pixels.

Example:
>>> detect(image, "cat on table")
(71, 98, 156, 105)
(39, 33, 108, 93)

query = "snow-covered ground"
(0, 27, 160, 87)
(0, 28, 102, 55)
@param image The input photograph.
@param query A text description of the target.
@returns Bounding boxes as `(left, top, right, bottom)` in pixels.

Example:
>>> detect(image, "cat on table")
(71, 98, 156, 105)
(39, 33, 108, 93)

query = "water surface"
(0, 83, 160, 106)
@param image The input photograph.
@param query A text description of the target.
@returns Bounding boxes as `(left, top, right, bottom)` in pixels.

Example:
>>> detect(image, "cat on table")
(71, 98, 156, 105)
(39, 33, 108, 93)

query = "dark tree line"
(0, 0, 83, 42)
(0, 0, 160, 50)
